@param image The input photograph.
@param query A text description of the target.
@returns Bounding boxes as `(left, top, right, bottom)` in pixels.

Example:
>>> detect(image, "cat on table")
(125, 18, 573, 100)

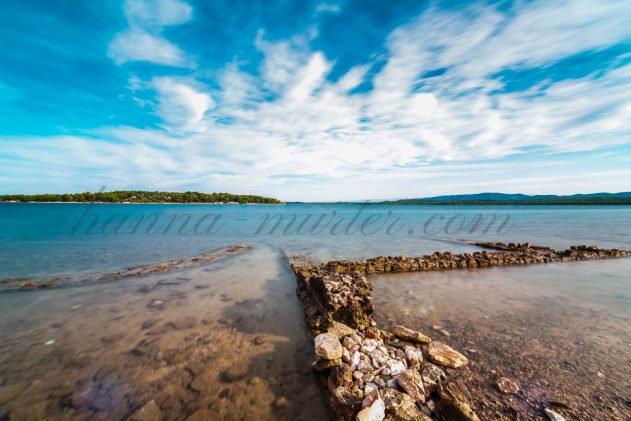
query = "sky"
(1, 0, 630, 201)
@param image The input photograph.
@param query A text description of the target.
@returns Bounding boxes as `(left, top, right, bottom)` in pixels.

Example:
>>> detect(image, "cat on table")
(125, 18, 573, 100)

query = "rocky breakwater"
(290, 242, 630, 420)
(316, 243, 631, 275)
(292, 266, 479, 420)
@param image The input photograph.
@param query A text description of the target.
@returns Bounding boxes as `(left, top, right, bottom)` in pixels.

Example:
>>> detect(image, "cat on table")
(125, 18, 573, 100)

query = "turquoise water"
(1, 203, 631, 279)
(0, 203, 630, 419)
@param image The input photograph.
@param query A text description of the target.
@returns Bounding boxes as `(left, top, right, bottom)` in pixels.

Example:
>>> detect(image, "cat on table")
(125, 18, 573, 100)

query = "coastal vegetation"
(0, 191, 282, 204)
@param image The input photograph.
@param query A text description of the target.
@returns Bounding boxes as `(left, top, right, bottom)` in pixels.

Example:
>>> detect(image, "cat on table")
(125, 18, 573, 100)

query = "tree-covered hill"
(0, 191, 282, 204)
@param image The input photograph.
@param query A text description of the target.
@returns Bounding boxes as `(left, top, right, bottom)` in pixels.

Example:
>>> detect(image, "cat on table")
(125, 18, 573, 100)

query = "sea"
(0, 203, 629, 419)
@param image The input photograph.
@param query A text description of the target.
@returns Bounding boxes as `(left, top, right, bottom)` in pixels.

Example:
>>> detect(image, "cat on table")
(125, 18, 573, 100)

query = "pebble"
(392, 326, 432, 344)
(45, 340, 55, 346)
(544, 408, 566, 421)
(396, 369, 426, 402)
(252, 335, 266, 345)
(356, 396, 385, 421)
(428, 341, 469, 368)
(496, 377, 519, 394)
(273, 396, 289, 409)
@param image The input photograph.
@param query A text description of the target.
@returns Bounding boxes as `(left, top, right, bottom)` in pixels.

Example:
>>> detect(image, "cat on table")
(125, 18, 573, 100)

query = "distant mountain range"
(415, 192, 631, 201)
(373, 192, 631, 205)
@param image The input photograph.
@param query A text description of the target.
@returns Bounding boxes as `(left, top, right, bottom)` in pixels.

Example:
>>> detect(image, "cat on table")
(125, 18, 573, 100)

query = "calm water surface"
(0, 204, 630, 419)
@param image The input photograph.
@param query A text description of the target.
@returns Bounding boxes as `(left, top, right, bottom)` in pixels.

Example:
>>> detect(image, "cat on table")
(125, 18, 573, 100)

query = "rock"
(252, 335, 266, 345)
(129, 400, 162, 421)
(330, 387, 362, 420)
(221, 363, 249, 382)
(421, 364, 446, 392)
(437, 380, 481, 421)
(380, 388, 429, 420)
(328, 321, 356, 339)
(362, 389, 380, 408)
(387, 360, 406, 376)
(328, 363, 352, 391)
(544, 408, 566, 421)
(404, 346, 423, 366)
(496, 377, 519, 394)
(147, 299, 164, 309)
(315, 333, 344, 360)
(395, 369, 425, 402)
(313, 357, 340, 372)
(356, 396, 385, 421)
(186, 409, 213, 421)
(428, 342, 468, 368)
(273, 396, 289, 409)
(0, 383, 27, 405)
(392, 326, 431, 344)
(342, 347, 351, 363)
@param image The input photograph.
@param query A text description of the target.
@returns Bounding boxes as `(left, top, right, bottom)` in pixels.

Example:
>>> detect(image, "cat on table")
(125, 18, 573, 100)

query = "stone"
(315, 333, 344, 360)
(404, 346, 423, 366)
(392, 326, 432, 344)
(544, 408, 566, 421)
(362, 389, 380, 408)
(387, 360, 406, 376)
(395, 369, 425, 402)
(428, 342, 468, 368)
(312, 357, 339, 372)
(147, 299, 164, 309)
(221, 363, 249, 382)
(496, 377, 519, 394)
(0, 383, 27, 405)
(328, 321, 356, 339)
(328, 363, 352, 391)
(129, 400, 162, 421)
(330, 387, 362, 420)
(356, 397, 385, 421)
(342, 347, 351, 363)
(437, 380, 480, 421)
(252, 335, 266, 345)
(273, 396, 289, 409)
(380, 388, 429, 420)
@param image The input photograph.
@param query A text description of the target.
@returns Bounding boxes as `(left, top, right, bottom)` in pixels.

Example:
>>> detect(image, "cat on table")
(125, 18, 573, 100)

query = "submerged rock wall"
(290, 242, 630, 421)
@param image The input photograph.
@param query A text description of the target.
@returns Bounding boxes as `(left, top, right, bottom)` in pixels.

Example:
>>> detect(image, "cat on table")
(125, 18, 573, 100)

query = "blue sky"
(1, 0, 630, 201)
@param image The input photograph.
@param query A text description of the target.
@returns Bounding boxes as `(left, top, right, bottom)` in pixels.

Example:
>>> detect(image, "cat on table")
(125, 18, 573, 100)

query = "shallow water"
(0, 203, 630, 419)
(0, 247, 329, 420)
(373, 259, 631, 420)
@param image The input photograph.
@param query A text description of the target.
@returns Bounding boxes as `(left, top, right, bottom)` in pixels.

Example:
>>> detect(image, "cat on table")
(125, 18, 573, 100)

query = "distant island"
(370, 192, 631, 205)
(0, 191, 282, 204)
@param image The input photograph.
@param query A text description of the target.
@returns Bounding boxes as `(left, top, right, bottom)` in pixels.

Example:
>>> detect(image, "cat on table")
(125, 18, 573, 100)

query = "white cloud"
(152, 77, 213, 130)
(108, 28, 189, 66)
(124, 0, 192, 27)
(108, 0, 192, 66)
